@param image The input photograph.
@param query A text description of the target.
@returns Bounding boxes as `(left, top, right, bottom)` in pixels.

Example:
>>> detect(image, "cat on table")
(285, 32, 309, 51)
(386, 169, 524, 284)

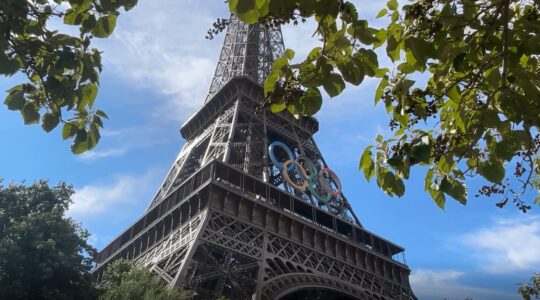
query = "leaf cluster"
(230, 0, 540, 210)
(519, 273, 540, 300)
(99, 258, 192, 300)
(230, 0, 385, 117)
(367, 0, 540, 210)
(1, 0, 136, 153)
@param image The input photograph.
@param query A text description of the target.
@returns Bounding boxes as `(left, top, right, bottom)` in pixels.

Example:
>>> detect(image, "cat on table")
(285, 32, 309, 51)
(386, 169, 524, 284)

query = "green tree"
(519, 273, 540, 300)
(99, 258, 192, 300)
(227, 0, 540, 211)
(1, 0, 136, 154)
(0, 180, 96, 300)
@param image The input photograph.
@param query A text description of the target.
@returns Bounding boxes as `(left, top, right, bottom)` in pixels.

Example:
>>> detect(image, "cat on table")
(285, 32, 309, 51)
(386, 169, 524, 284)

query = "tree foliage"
(519, 273, 540, 300)
(228, 0, 540, 211)
(0, 180, 96, 300)
(0, 0, 136, 154)
(99, 258, 192, 300)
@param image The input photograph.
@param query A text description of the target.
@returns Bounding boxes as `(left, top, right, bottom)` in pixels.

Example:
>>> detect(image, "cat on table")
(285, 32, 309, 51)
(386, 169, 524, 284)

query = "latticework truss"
(206, 17, 284, 102)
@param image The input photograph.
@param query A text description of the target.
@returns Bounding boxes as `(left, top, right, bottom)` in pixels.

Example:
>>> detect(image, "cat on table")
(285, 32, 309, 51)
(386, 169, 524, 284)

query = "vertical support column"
(170, 211, 211, 288)
(254, 232, 269, 300)
(223, 99, 241, 163)
(262, 111, 270, 182)
(202, 117, 220, 164)
(290, 124, 305, 155)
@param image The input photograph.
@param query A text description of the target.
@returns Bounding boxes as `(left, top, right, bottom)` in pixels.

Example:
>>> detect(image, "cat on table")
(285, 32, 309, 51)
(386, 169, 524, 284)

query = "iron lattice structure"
(93, 17, 417, 300)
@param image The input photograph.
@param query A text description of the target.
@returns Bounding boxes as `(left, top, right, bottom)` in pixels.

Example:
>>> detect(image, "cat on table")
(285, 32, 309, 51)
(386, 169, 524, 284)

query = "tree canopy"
(0, 180, 96, 300)
(1, 0, 136, 154)
(98, 258, 192, 300)
(227, 0, 540, 211)
(519, 273, 540, 300)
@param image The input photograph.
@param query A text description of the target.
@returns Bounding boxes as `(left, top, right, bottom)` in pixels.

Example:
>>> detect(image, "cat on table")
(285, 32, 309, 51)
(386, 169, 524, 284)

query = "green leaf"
(307, 47, 321, 62)
(374, 76, 388, 102)
(425, 168, 434, 190)
(447, 85, 460, 103)
(283, 48, 295, 60)
(71, 140, 88, 154)
(428, 187, 446, 210)
(230, 0, 260, 24)
(79, 83, 98, 108)
(393, 177, 405, 197)
(405, 37, 434, 66)
(87, 125, 100, 150)
(0, 54, 20, 75)
(81, 15, 97, 33)
(376, 8, 388, 18)
(453, 53, 467, 72)
(322, 73, 345, 97)
(21, 103, 40, 125)
(41, 113, 60, 132)
(122, 0, 138, 11)
(264, 71, 280, 96)
(62, 123, 78, 140)
(297, 87, 322, 115)
(360, 147, 372, 169)
(64, 9, 84, 25)
(270, 102, 286, 113)
(437, 155, 455, 174)
(299, 0, 317, 15)
(96, 109, 109, 119)
(337, 59, 364, 85)
(360, 147, 375, 181)
(495, 138, 518, 161)
(71, 130, 88, 154)
(387, 0, 398, 10)
(386, 35, 400, 62)
(92, 15, 117, 38)
(4, 90, 26, 111)
(478, 159, 505, 183)
(314, 0, 339, 17)
(411, 144, 431, 164)
(356, 49, 379, 77)
(439, 177, 467, 205)
(481, 109, 500, 128)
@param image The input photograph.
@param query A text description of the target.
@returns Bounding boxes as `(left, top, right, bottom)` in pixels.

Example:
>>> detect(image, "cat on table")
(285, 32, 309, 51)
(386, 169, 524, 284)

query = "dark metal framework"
(93, 17, 417, 300)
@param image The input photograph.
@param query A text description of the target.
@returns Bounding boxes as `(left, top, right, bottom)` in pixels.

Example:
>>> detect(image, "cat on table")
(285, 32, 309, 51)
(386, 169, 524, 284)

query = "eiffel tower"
(92, 16, 417, 300)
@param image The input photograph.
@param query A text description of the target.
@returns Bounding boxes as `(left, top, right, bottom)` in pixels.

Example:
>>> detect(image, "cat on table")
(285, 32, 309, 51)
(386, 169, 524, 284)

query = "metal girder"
(206, 17, 284, 102)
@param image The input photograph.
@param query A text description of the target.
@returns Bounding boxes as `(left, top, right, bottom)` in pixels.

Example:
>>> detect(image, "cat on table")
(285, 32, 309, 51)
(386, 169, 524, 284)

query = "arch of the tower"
(278, 286, 357, 300)
(261, 272, 381, 300)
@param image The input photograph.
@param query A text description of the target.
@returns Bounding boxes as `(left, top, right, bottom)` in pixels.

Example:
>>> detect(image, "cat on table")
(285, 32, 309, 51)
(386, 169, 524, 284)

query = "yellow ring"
(282, 160, 308, 191)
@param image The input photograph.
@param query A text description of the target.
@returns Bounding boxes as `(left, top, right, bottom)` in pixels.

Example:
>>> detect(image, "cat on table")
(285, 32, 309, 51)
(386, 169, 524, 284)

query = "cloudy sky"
(1, 1, 539, 299)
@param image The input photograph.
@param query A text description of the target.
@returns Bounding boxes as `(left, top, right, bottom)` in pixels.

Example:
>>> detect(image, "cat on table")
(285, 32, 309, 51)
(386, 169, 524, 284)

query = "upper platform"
(180, 76, 319, 140)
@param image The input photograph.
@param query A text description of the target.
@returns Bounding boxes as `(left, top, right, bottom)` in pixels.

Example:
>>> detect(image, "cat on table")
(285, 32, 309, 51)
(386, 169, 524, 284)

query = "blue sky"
(1, 1, 539, 299)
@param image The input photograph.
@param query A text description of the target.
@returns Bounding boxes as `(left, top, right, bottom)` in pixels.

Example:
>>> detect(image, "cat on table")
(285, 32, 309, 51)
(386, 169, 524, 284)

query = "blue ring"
(268, 141, 295, 171)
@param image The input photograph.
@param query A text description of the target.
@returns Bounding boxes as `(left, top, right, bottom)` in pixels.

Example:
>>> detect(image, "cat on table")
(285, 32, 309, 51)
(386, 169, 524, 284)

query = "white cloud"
(96, 0, 226, 121)
(78, 147, 128, 160)
(68, 172, 156, 218)
(79, 125, 182, 160)
(410, 269, 515, 300)
(460, 216, 540, 273)
(411, 269, 464, 285)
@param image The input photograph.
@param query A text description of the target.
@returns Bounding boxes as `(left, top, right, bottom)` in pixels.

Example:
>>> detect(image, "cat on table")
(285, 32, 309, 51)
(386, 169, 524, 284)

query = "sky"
(1, 1, 539, 299)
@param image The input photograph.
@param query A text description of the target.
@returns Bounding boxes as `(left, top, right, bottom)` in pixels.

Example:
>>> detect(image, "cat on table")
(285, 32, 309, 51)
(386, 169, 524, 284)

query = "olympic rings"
(282, 160, 308, 190)
(268, 141, 343, 204)
(269, 141, 295, 171)
(319, 168, 342, 197)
